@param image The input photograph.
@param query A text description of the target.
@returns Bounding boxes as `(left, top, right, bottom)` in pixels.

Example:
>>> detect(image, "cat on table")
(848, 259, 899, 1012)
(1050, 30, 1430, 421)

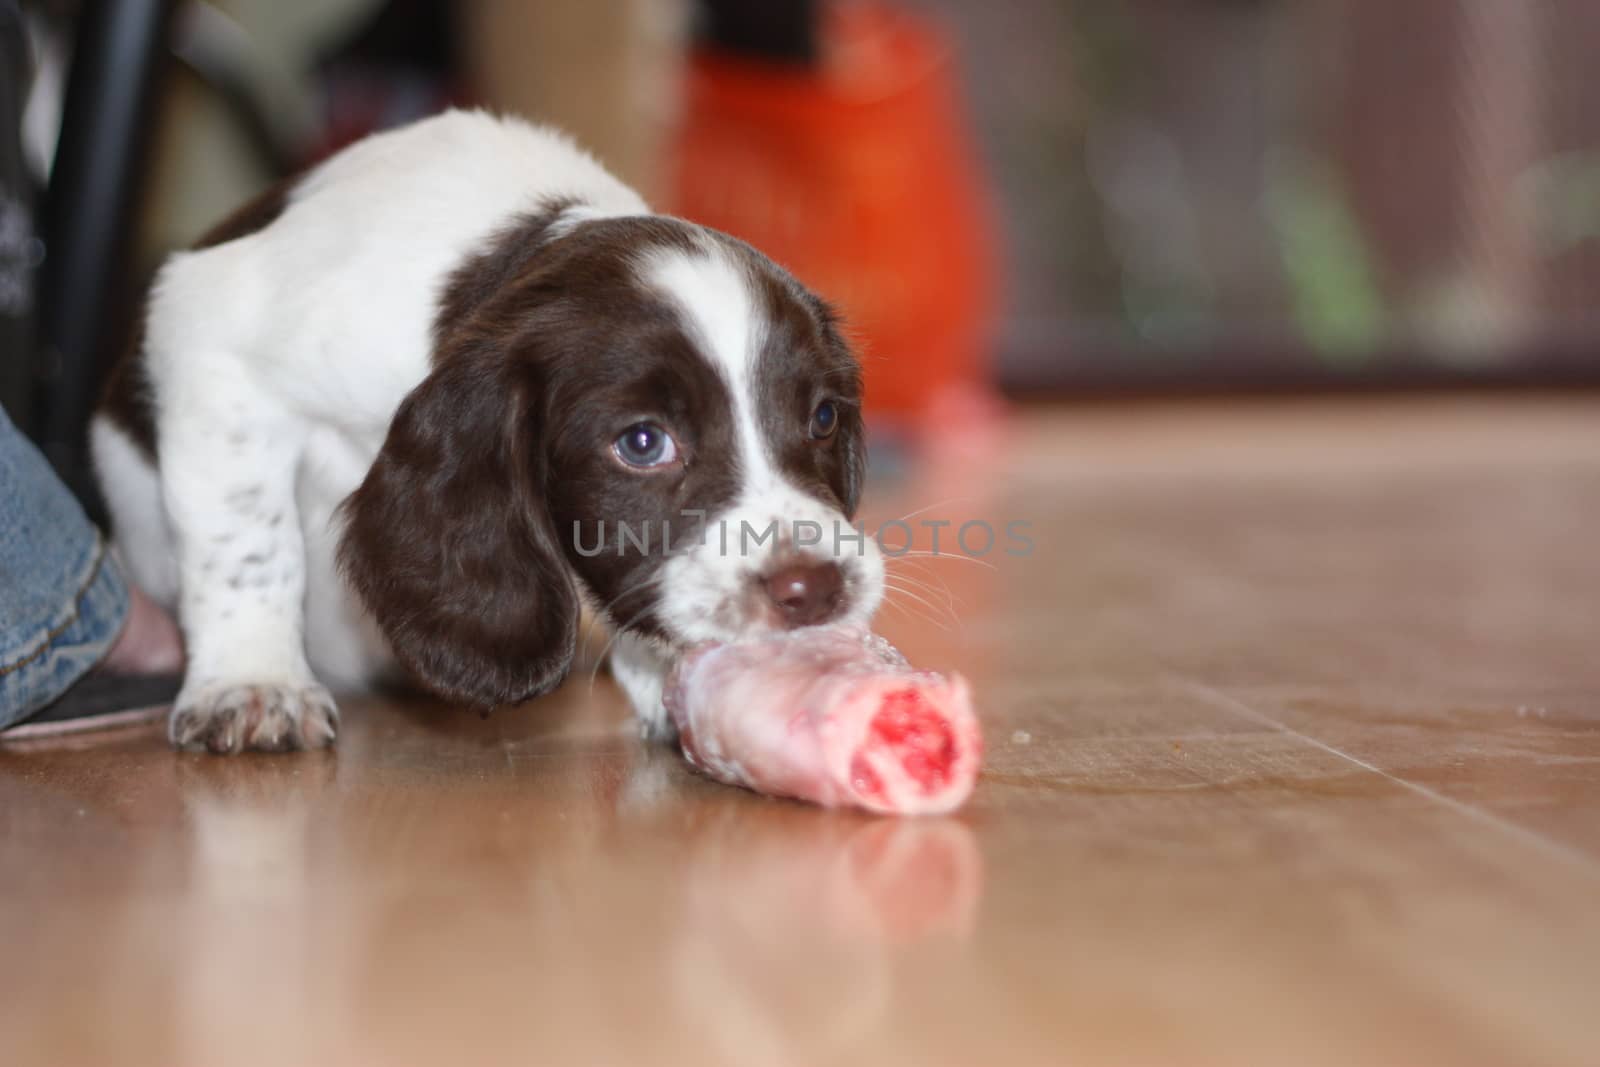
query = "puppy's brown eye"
(614, 422, 679, 468)
(810, 400, 838, 440)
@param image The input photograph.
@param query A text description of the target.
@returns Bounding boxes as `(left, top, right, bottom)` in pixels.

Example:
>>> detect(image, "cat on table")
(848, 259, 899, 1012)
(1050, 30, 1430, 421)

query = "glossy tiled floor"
(4, 397, 1599, 1067)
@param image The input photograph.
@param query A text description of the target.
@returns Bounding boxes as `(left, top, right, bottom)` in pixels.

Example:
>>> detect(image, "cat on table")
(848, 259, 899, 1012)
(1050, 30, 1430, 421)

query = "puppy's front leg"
(610, 632, 674, 743)
(160, 374, 335, 753)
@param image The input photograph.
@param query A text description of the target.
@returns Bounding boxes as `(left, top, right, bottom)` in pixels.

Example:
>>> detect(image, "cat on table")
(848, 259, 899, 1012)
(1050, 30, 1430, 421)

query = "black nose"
(763, 560, 845, 628)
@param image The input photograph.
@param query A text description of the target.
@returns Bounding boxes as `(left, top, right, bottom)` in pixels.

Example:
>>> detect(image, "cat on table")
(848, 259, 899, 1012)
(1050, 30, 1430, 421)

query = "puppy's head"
(341, 206, 882, 707)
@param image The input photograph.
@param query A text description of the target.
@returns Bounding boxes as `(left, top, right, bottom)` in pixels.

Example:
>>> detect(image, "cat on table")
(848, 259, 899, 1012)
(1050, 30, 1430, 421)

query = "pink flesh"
(663, 627, 981, 815)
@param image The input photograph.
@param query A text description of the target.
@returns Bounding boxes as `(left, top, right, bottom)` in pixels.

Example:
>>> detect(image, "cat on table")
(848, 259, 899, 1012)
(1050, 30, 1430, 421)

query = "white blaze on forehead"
(638, 242, 885, 645)
(640, 244, 776, 487)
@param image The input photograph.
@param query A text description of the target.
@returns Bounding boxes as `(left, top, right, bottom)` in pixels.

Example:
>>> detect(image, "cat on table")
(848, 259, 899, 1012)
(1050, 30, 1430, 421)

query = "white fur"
(643, 244, 778, 487)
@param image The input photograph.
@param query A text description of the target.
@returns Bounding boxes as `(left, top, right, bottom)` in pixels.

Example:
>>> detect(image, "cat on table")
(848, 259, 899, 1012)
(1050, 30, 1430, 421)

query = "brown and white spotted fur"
(92, 109, 883, 753)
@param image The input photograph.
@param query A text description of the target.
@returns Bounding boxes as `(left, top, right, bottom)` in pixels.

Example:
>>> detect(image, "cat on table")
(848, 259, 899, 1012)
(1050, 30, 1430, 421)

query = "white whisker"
(880, 495, 977, 527)
(887, 558, 966, 612)
(885, 549, 998, 572)
(885, 570, 962, 622)
(882, 580, 956, 631)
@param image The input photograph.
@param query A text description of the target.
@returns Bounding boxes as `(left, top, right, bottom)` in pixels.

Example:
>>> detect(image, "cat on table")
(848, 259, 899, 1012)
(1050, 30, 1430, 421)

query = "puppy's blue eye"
(614, 423, 678, 468)
(810, 400, 838, 440)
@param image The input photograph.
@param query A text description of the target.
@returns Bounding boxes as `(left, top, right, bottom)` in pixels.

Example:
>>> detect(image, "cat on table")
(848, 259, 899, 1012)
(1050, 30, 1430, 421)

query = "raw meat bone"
(663, 626, 982, 815)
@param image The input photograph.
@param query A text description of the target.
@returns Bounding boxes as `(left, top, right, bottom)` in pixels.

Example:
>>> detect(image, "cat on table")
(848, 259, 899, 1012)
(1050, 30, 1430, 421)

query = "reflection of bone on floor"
(670, 808, 983, 1067)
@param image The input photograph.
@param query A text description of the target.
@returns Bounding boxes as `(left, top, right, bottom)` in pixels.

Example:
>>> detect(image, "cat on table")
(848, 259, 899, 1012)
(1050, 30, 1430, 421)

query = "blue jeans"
(0, 407, 129, 726)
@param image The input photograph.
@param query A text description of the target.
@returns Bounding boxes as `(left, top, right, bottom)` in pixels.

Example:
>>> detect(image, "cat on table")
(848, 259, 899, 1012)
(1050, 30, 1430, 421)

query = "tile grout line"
(1172, 675, 1600, 879)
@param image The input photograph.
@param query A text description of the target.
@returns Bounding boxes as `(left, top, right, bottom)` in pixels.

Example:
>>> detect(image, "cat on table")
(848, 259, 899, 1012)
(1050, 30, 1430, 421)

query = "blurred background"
(4, 0, 1600, 501)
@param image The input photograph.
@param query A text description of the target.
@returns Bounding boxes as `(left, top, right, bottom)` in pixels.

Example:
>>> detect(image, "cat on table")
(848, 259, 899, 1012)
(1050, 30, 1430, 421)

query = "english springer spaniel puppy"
(92, 109, 883, 753)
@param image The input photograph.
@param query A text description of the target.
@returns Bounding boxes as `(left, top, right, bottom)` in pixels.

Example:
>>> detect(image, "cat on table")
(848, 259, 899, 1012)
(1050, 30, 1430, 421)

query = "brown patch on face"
(729, 238, 866, 518)
(340, 206, 749, 701)
(98, 174, 301, 461)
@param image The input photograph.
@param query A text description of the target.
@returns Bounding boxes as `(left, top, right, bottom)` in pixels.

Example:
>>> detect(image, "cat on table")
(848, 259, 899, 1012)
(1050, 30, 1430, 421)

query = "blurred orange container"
(667, 2, 999, 428)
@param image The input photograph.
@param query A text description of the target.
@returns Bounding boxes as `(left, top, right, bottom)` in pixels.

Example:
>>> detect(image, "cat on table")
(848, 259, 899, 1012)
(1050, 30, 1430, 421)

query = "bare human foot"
(102, 581, 185, 676)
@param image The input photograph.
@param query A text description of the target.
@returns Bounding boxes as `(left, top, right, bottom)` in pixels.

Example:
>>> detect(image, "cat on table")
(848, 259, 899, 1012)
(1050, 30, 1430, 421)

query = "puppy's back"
(144, 110, 650, 428)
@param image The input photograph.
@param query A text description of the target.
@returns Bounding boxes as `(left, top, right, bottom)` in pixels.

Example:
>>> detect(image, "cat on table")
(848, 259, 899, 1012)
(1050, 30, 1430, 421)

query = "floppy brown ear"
(339, 355, 577, 707)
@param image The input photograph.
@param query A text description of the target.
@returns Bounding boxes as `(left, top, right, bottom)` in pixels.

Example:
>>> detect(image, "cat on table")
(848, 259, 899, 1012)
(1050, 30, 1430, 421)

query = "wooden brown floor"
(4, 397, 1599, 1067)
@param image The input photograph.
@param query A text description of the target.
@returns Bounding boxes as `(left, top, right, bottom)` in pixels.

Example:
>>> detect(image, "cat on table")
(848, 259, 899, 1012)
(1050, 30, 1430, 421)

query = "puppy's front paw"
(170, 682, 339, 754)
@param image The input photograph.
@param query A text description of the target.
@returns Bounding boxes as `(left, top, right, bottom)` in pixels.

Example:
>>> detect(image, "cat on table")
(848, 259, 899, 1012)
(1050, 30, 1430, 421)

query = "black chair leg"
(35, 0, 174, 507)
(1, 0, 37, 431)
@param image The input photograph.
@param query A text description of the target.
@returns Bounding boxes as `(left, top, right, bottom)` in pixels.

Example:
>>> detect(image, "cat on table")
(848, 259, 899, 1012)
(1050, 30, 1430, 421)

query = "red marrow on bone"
(663, 627, 982, 815)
